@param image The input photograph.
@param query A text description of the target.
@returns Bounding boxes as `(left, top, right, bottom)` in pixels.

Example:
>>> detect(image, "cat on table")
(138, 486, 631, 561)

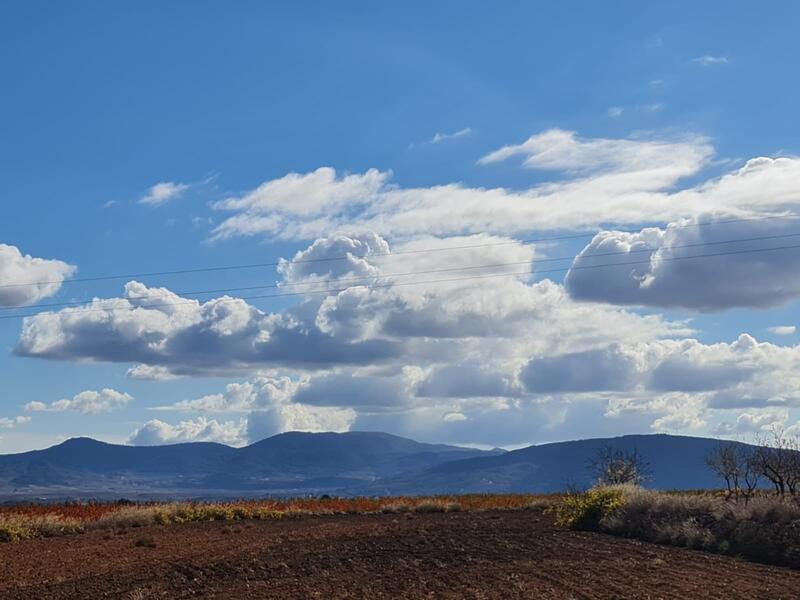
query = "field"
(2, 507, 800, 599)
(0, 494, 800, 600)
(0, 494, 547, 541)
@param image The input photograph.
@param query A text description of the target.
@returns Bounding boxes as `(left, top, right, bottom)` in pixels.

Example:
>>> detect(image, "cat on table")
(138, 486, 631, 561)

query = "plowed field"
(1, 510, 798, 599)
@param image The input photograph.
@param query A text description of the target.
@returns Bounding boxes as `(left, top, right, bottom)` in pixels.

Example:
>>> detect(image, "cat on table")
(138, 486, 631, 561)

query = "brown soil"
(1, 510, 798, 599)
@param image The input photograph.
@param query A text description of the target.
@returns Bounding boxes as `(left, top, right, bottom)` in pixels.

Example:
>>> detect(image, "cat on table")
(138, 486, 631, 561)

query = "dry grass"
(0, 513, 83, 542)
(0, 493, 556, 543)
(554, 485, 800, 568)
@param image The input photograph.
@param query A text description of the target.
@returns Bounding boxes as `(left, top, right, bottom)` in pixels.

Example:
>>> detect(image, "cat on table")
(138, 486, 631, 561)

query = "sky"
(2, 1, 800, 452)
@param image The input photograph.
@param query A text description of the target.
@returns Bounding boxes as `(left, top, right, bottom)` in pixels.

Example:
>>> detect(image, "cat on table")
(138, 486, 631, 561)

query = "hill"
(0, 432, 739, 500)
(367, 434, 744, 495)
(0, 431, 498, 500)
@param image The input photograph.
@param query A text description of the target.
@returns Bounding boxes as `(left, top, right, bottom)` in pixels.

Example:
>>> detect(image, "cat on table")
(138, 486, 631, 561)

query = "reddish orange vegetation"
(0, 493, 553, 523)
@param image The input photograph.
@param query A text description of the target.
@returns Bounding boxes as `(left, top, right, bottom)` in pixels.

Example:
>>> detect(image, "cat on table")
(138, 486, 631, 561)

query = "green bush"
(553, 487, 625, 530)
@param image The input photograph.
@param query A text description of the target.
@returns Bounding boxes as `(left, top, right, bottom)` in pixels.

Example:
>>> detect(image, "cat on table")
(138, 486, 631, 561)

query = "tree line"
(587, 428, 800, 503)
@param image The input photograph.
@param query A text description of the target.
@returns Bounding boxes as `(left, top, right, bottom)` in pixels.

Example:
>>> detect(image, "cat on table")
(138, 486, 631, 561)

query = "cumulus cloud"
(565, 212, 800, 310)
(0, 416, 30, 429)
(0, 244, 76, 307)
(157, 377, 298, 412)
(769, 326, 796, 336)
(129, 417, 247, 446)
(517, 334, 800, 437)
(416, 363, 516, 398)
(24, 388, 132, 414)
(521, 346, 640, 393)
(522, 334, 799, 399)
(15, 233, 681, 379)
(246, 404, 355, 442)
(713, 409, 786, 435)
(293, 373, 410, 408)
(15, 279, 402, 376)
(277, 233, 389, 285)
(139, 181, 190, 206)
(150, 376, 356, 442)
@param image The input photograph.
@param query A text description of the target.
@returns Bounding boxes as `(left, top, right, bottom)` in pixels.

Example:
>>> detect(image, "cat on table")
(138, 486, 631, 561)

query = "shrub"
(380, 503, 411, 514)
(0, 514, 83, 542)
(552, 487, 625, 530)
(593, 487, 800, 568)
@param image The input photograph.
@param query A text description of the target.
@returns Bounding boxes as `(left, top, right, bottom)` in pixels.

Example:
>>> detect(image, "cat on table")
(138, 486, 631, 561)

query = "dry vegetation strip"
(554, 485, 800, 569)
(0, 494, 554, 542)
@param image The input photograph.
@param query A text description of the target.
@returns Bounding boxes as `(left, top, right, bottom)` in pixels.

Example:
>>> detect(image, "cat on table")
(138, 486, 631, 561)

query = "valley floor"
(0, 510, 798, 599)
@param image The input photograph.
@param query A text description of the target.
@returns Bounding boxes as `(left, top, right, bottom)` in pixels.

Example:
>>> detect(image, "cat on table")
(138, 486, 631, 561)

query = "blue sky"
(2, 2, 800, 452)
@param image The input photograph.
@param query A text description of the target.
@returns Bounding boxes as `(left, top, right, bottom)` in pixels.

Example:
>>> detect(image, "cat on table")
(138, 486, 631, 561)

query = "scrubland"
(0, 493, 551, 542)
(554, 485, 800, 568)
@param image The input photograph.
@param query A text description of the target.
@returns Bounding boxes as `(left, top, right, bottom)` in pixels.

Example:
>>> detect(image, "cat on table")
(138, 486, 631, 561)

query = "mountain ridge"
(0, 431, 739, 500)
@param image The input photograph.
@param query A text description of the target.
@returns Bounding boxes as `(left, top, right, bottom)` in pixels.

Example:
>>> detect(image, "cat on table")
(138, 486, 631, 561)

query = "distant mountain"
(367, 434, 746, 495)
(0, 437, 236, 496)
(0, 432, 739, 500)
(0, 431, 500, 500)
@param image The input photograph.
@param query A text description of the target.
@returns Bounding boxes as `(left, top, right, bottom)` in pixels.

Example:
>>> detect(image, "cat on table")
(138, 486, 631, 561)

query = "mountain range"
(0, 431, 733, 501)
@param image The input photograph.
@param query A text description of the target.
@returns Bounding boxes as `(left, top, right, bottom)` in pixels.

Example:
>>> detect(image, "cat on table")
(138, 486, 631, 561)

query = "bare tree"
(588, 445, 650, 486)
(705, 442, 761, 503)
(706, 443, 741, 499)
(740, 447, 761, 505)
(752, 428, 800, 497)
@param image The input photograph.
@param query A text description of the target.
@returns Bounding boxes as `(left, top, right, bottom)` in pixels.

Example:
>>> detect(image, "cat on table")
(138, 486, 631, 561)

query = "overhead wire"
(2, 238, 800, 321)
(2, 229, 800, 313)
(1, 213, 797, 290)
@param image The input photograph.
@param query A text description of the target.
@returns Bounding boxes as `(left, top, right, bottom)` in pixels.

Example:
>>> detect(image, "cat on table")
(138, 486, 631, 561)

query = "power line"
(3, 240, 800, 321)
(1, 214, 797, 290)
(3, 229, 800, 313)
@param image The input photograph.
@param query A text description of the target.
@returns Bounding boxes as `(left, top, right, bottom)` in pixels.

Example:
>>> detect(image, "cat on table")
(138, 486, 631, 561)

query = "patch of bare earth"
(0, 510, 798, 599)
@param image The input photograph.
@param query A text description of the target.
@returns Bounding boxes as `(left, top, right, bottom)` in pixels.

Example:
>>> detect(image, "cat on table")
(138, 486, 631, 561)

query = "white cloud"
(129, 417, 247, 446)
(212, 130, 796, 242)
(523, 334, 800, 402)
(477, 129, 704, 176)
(149, 377, 356, 443)
(16, 234, 682, 379)
(565, 212, 800, 311)
(0, 416, 31, 429)
(209, 131, 800, 246)
(11, 126, 800, 448)
(277, 233, 389, 285)
(211, 167, 389, 239)
(769, 326, 796, 336)
(714, 409, 786, 435)
(15, 279, 402, 376)
(157, 377, 298, 412)
(691, 55, 730, 66)
(0, 244, 76, 307)
(246, 404, 355, 442)
(139, 181, 190, 206)
(25, 388, 132, 414)
(607, 107, 624, 118)
(431, 127, 472, 144)
(409, 128, 472, 149)
(127, 364, 182, 381)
